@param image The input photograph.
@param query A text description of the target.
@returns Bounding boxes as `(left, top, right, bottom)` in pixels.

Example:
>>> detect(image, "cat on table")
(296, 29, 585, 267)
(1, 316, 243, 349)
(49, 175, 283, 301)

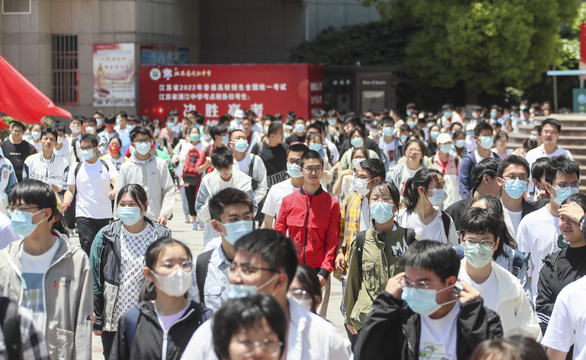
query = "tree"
(360, 0, 581, 97)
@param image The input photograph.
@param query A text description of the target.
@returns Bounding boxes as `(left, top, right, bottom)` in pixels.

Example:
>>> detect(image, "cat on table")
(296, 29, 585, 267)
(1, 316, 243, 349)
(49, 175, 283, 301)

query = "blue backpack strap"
(125, 306, 141, 353)
(453, 244, 465, 260)
(512, 250, 526, 277)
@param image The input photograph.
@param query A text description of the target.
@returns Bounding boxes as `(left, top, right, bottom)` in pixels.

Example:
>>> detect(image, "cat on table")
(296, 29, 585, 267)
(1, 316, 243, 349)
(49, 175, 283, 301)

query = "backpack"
(182, 147, 202, 186)
(0, 297, 21, 360)
(355, 227, 415, 279)
(248, 155, 259, 191)
(195, 250, 214, 303)
(71, 138, 79, 162)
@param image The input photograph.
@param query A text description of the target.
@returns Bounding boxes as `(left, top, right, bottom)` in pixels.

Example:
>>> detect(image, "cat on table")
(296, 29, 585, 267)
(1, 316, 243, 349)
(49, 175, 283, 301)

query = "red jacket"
(274, 186, 340, 277)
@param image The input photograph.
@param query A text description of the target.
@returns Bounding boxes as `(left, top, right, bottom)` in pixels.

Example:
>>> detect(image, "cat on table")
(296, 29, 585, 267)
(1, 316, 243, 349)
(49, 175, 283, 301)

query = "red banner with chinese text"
(139, 64, 324, 122)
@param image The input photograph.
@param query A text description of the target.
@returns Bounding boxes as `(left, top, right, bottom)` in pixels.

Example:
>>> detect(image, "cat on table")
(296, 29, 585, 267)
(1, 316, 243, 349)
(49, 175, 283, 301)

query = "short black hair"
(299, 150, 324, 169)
(209, 125, 228, 141)
(10, 120, 25, 131)
(40, 127, 58, 141)
(497, 155, 529, 178)
(80, 134, 98, 147)
(105, 115, 116, 125)
(53, 122, 66, 133)
(473, 157, 501, 189)
(381, 116, 394, 127)
(459, 207, 501, 242)
(211, 146, 233, 169)
(544, 156, 580, 185)
(466, 195, 511, 258)
(117, 111, 128, 119)
(268, 122, 283, 136)
(209, 188, 254, 222)
(562, 193, 586, 211)
(531, 157, 551, 183)
(212, 294, 287, 360)
(307, 121, 325, 134)
(287, 143, 309, 158)
(85, 117, 97, 126)
(541, 118, 562, 133)
(474, 121, 493, 137)
(235, 229, 298, 287)
(370, 181, 400, 208)
(360, 158, 385, 180)
(130, 126, 153, 142)
(399, 240, 460, 282)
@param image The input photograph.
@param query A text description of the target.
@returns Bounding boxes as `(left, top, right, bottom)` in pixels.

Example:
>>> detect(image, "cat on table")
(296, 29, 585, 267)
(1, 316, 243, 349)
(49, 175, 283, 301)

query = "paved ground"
(75, 193, 346, 359)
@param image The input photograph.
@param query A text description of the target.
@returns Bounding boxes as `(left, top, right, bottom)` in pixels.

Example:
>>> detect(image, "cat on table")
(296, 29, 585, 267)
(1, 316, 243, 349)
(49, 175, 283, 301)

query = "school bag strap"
(196, 250, 214, 304)
(125, 306, 141, 353)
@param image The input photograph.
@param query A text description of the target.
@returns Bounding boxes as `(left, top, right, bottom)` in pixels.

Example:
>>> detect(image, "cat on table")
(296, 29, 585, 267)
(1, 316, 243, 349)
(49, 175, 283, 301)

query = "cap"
(466, 123, 475, 131)
(436, 133, 452, 144)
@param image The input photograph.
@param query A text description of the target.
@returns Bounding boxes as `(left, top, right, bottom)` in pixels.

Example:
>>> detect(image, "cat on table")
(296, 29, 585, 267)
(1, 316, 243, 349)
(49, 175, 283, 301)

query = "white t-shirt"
(473, 149, 488, 164)
(359, 197, 371, 231)
(67, 159, 118, 219)
(525, 145, 573, 194)
(382, 139, 398, 166)
(503, 208, 523, 239)
(459, 268, 499, 311)
(101, 154, 127, 171)
(516, 206, 563, 296)
(20, 238, 60, 331)
(419, 302, 460, 360)
(261, 178, 299, 220)
(542, 275, 586, 359)
(397, 208, 458, 245)
(400, 166, 420, 192)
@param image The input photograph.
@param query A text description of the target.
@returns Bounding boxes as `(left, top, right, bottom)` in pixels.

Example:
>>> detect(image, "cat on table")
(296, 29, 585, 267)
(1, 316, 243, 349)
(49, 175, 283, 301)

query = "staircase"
(507, 114, 586, 188)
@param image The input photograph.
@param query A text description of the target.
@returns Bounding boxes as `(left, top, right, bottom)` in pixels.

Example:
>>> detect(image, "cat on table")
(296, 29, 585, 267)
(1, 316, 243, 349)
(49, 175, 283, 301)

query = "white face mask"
(57, 136, 64, 144)
(152, 269, 192, 297)
(291, 297, 312, 312)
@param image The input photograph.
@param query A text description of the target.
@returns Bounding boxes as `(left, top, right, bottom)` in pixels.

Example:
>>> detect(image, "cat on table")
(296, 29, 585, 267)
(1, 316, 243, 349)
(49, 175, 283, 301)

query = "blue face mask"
(463, 242, 494, 268)
(553, 186, 579, 205)
(455, 139, 466, 148)
(382, 127, 394, 136)
(227, 284, 257, 299)
(504, 114, 511, 121)
(439, 144, 452, 154)
(234, 139, 249, 152)
(529, 134, 537, 141)
(309, 143, 322, 152)
(295, 124, 305, 134)
(401, 284, 456, 316)
(10, 209, 44, 237)
(235, 117, 243, 124)
(219, 220, 254, 245)
(427, 188, 447, 207)
(430, 131, 440, 140)
(80, 149, 94, 161)
(370, 202, 394, 224)
(444, 112, 451, 119)
(118, 206, 142, 226)
(497, 118, 505, 125)
(400, 135, 408, 143)
(351, 137, 364, 148)
(135, 142, 151, 155)
(327, 119, 337, 126)
(32, 131, 41, 140)
(287, 163, 303, 178)
(466, 131, 474, 137)
(190, 133, 200, 142)
(222, 135, 230, 145)
(96, 118, 103, 127)
(479, 136, 494, 150)
(116, 118, 122, 126)
(503, 179, 528, 199)
(490, 111, 497, 119)
(407, 121, 416, 128)
(126, 125, 136, 132)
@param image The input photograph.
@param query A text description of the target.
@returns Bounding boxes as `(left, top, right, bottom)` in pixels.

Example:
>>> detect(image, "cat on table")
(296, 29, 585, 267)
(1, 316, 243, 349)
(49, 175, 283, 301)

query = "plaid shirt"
(0, 305, 50, 360)
(340, 191, 364, 260)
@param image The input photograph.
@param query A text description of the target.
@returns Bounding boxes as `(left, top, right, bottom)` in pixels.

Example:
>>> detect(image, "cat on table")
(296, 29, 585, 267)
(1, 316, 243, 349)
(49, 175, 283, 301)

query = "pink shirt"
(156, 302, 191, 331)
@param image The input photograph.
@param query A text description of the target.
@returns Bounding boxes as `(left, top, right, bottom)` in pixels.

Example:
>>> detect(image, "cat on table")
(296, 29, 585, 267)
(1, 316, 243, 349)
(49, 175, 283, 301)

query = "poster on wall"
(138, 64, 324, 122)
(93, 43, 135, 106)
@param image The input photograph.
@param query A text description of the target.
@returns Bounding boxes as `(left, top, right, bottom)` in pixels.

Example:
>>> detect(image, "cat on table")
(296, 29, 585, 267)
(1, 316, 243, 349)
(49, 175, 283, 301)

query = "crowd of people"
(0, 98, 583, 360)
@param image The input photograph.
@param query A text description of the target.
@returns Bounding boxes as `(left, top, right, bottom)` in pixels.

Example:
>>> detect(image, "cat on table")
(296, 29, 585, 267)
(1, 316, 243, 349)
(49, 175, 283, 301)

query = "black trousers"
(76, 217, 112, 256)
(101, 331, 116, 358)
(184, 184, 198, 216)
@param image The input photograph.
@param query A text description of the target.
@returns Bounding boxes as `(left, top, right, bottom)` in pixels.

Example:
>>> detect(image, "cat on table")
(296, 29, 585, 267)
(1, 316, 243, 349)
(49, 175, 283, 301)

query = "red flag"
(0, 55, 71, 124)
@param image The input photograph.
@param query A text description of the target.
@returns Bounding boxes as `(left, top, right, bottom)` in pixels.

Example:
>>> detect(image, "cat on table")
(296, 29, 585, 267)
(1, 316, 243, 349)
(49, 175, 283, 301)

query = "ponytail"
(403, 168, 442, 213)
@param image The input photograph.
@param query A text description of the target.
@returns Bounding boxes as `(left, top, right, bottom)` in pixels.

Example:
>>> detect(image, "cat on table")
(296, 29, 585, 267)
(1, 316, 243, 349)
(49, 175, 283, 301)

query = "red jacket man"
(275, 150, 340, 316)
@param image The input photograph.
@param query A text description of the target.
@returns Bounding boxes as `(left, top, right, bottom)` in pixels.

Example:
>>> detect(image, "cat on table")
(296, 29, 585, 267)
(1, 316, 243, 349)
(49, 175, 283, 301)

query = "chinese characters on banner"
(93, 43, 136, 106)
(139, 64, 324, 122)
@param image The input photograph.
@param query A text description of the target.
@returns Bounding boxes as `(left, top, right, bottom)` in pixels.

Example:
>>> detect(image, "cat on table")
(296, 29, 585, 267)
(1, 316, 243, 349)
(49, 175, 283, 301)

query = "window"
(51, 35, 79, 105)
(2, 0, 31, 14)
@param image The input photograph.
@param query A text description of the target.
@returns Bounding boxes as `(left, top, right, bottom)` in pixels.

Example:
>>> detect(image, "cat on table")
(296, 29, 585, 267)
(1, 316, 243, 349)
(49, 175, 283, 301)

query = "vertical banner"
(580, 23, 586, 86)
(139, 64, 324, 121)
(93, 43, 135, 106)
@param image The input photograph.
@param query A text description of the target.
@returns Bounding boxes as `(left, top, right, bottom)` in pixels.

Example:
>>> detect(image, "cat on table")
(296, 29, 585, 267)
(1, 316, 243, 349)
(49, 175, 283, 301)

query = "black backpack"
(0, 297, 21, 360)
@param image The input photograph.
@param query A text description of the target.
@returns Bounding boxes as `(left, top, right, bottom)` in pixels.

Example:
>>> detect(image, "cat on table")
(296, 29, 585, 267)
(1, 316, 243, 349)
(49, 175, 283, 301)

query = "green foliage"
(289, 21, 418, 66)
(359, 0, 581, 94)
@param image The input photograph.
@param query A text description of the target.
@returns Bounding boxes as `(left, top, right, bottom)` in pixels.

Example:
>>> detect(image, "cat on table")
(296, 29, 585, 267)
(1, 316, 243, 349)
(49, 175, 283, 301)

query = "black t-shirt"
(553, 245, 586, 291)
(1, 140, 37, 182)
(251, 141, 288, 187)
(285, 133, 306, 146)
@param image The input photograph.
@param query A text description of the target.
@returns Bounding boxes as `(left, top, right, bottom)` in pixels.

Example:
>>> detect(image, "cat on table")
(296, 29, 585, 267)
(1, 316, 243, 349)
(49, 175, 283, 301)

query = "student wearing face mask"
(287, 263, 323, 314)
(354, 240, 503, 360)
(109, 237, 211, 360)
(433, 133, 461, 208)
(29, 122, 44, 153)
(398, 168, 458, 245)
(97, 115, 120, 156)
(190, 189, 255, 312)
(332, 148, 369, 199)
(386, 138, 428, 196)
(90, 184, 172, 359)
(458, 122, 499, 199)
(116, 127, 175, 226)
(457, 207, 541, 339)
(337, 128, 379, 173)
(285, 117, 307, 145)
(344, 181, 408, 347)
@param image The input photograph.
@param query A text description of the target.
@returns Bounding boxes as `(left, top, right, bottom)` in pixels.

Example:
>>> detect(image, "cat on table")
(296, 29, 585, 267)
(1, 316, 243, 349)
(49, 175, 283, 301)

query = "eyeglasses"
(230, 263, 279, 276)
(161, 261, 192, 271)
(554, 183, 580, 189)
(462, 239, 496, 247)
(6, 206, 40, 217)
(303, 166, 323, 174)
(501, 174, 528, 181)
(237, 338, 283, 358)
(400, 277, 441, 289)
(542, 130, 558, 136)
(405, 148, 421, 154)
(288, 288, 308, 300)
(80, 146, 95, 151)
(287, 159, 301, 165)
